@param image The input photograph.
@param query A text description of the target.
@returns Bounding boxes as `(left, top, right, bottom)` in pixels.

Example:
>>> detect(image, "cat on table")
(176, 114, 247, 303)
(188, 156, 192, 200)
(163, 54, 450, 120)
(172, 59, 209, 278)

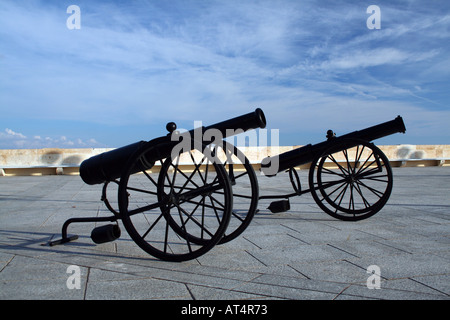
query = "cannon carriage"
(50, 108, 406, 261)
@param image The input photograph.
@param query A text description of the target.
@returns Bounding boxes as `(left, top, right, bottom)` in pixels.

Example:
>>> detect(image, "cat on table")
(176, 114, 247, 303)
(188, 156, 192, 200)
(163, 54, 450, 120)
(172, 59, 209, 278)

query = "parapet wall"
(1, 144, 449, 176)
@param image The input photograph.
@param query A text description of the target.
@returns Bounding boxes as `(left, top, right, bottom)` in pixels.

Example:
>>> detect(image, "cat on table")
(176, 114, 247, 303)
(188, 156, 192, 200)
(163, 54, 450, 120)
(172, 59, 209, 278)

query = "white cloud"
(319, 48, 440, 71)
(0, 128, 103, 149)
(3, 128, 26, 139)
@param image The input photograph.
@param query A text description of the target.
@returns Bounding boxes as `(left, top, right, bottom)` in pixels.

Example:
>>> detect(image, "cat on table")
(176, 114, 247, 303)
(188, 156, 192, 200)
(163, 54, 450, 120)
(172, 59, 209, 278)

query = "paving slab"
(0, 167, 449, 301)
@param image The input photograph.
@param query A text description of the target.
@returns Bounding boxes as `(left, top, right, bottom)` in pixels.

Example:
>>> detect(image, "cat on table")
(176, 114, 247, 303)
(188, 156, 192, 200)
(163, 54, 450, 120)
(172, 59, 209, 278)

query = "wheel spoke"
(127, 201, 163, 216)
(174, 205, 193, 253)
(142, 211, 165, 239)
(328, 154, 350, 176)
(333, 182, 349, 210)
(173, 202, 215, 238)
(355, 179, 385, 199)
(126, 185, 158, 196)
(353, 182, 372, 208)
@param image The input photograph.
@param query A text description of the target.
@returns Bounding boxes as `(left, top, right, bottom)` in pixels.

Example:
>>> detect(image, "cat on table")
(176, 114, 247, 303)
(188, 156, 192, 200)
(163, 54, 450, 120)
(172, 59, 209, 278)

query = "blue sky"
(0, 0, 449, 149)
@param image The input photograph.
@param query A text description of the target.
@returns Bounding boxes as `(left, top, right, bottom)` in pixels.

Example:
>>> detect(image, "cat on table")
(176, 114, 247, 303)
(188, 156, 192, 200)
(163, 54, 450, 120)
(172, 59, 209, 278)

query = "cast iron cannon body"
(261, 116, 405, 175)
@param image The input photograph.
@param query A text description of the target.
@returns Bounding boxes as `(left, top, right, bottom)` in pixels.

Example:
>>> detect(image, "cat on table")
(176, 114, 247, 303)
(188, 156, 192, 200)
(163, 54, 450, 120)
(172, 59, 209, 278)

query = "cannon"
(49, 108, 406, 261)
(260, 116, 406, 221)
(80, 109, 267, 186)
(50, 109, 266, 262)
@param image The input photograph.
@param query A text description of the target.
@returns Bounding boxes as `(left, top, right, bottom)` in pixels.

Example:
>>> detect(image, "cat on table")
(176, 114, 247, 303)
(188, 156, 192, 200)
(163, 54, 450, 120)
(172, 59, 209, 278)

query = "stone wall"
(1, 144, 449, 176)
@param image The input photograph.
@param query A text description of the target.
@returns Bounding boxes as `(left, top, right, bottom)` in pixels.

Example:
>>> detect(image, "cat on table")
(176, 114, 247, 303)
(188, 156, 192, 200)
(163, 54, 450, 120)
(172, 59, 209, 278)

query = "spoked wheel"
(119, 140, 233, 262)
(308, 139, 393, 221)
(208, 141, 259, 244)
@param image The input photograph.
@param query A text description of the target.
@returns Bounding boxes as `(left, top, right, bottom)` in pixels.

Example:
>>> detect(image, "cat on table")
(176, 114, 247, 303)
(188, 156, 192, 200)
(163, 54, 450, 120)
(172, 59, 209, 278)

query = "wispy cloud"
(0, 0, 449, 148)
(319, 48, 440, 70)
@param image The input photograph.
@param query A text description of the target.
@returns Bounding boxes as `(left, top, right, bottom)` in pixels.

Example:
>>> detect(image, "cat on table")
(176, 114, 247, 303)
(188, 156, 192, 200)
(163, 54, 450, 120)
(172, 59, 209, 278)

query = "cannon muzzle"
(80, 108, 266, 185)
(203, 108, 266, 137)
(261, 116, 406, 175)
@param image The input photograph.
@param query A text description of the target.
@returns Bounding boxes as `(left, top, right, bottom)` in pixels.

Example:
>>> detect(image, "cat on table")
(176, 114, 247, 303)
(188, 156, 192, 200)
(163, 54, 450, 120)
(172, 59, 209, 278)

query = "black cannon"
(80, 109, 266, 185)
(50, 108, 406, 262)
(50, 109, 266, 262)
(259, 116, 406, 221)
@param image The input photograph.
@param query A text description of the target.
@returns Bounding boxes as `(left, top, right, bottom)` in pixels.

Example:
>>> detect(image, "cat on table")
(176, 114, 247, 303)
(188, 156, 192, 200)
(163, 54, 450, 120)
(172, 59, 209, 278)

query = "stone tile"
(85, 277, 192, 300)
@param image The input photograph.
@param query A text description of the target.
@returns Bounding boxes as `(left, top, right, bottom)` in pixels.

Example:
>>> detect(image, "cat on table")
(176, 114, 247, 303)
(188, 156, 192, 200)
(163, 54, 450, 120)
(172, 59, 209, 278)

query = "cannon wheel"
(160, 141, 259, 245)
(118, 140, 233, 262)
(308, 139, 393, 221)
(157, 141, 258, 246)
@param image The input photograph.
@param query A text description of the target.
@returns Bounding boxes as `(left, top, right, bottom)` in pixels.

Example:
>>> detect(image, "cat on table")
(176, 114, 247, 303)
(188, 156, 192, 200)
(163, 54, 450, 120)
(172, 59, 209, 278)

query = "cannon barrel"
(79, 141, 149, 185)
(80, 108, 266, 185)
(203, 107, 266, 138)
(261, 116, 406, 175)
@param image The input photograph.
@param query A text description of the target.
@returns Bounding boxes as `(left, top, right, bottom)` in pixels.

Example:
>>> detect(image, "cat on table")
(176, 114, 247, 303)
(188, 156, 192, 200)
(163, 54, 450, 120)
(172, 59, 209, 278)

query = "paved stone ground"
(0, 167, 449, 300)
